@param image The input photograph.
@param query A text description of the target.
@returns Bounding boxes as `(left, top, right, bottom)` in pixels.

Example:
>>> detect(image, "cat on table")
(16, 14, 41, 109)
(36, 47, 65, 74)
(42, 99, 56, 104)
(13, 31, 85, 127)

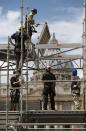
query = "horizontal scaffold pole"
(38, 55, 82, 60)
(35, 43, 82, 49)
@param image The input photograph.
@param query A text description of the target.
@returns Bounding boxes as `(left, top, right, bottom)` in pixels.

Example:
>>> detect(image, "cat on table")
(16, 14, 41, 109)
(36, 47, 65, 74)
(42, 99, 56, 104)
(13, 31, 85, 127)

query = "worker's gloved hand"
(35, 23, 40, 27)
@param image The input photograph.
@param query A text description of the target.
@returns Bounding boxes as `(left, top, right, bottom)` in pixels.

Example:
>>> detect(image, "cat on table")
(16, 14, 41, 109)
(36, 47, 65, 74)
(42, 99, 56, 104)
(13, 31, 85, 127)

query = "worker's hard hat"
(72, 69, 77, 75)
(31, 8, 37, 14)
(18, 25, 25, 30)
(46, 66, 51, 71)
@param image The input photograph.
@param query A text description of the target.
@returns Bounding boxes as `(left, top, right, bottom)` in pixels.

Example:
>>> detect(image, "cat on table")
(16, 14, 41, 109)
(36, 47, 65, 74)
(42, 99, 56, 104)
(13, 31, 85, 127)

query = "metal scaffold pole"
(6, 37, 10, 131)
(83, 0, 86, 110)
(27, 7, 29, 35)
(26, 6, 29, 111)
(20, 0, 23, 116)
(0, 66, 1, 96)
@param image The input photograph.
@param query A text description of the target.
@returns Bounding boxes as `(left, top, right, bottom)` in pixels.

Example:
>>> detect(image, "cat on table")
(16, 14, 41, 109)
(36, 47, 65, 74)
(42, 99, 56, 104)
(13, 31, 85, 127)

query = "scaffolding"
(0, 0, 86, 130)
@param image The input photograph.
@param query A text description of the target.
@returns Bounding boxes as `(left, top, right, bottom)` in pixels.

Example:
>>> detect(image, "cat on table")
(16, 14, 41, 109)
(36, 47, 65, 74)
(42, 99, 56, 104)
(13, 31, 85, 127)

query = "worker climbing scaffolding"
(25, 8, 39, 43)
(8, 25, 29, 71)
(8, 7, 39, 72)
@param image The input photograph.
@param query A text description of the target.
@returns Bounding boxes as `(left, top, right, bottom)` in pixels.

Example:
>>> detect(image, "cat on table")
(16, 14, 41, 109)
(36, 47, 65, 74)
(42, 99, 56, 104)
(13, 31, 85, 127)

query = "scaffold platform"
(21, 110, 86, 123)
(0, 111, 86, 130)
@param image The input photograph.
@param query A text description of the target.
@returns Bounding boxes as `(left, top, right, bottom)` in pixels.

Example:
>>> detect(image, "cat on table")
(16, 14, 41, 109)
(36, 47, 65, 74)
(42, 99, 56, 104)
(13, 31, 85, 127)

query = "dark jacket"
(42, 71, 56, 88)
(42, 71, 56, 96)
(10, 76, 20, 88)
(11, 31, 28, 49)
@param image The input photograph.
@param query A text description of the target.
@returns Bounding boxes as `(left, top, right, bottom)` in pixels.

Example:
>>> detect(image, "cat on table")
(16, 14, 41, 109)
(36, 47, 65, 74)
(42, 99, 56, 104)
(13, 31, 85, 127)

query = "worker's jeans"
(43, 87, 55, 110)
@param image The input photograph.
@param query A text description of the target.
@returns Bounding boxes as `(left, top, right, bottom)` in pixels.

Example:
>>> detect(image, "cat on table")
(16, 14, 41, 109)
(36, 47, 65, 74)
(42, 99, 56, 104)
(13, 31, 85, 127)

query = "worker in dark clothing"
(42, 66, 56, 110)
(8, 25, 29, 70)
(71, 69, 81, 110)
(25, 8, 38, 42)
(10, 71, 21, 111)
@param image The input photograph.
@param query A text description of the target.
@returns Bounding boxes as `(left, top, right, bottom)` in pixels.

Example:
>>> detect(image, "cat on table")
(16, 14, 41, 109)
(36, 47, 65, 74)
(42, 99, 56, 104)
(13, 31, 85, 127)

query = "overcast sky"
(0, 0, 84, 78)
(0, 0, 83, 43)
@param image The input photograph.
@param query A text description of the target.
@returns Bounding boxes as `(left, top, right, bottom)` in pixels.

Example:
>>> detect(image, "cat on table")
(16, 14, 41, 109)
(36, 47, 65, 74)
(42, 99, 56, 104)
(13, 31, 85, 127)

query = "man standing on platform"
(10, 70, 21, 111)
(42, 66, 56, 110)
(71, 69, 81, 110)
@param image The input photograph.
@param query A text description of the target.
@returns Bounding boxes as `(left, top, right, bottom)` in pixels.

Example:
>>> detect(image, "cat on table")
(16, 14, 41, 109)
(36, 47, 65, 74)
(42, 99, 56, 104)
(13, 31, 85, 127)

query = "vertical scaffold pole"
(26, 6, 29, 111)
(6, 37, 10, 131)
(0, 66, 1, 96)
(27, 7, 29, 36)
(83, 0, 86, 110)
(20, 0, 23, 115)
